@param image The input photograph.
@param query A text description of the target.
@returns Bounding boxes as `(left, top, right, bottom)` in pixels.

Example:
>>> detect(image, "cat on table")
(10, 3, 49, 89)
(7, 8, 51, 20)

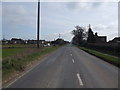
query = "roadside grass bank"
(77, 46, 120, 68)
(2, 46, 60, 85)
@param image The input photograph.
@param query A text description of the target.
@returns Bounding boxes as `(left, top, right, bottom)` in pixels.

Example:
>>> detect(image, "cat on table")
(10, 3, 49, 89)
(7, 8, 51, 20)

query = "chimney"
(95, 32, 98, 36)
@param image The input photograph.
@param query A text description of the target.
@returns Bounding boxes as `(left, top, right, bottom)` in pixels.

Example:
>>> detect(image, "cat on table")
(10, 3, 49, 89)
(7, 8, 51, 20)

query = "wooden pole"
(37, 0, 40, 48)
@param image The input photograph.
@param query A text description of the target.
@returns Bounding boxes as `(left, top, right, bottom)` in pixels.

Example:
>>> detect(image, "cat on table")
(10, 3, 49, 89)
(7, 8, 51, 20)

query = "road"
(7, 45, 118, 88)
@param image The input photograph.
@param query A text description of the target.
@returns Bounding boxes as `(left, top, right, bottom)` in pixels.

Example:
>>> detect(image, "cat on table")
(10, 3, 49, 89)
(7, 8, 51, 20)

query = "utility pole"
(37, 0, 40, 48)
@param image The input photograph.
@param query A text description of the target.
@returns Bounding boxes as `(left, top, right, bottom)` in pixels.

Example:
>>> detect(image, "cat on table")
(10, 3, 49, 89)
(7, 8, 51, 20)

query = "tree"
(72, 25, 86, 45)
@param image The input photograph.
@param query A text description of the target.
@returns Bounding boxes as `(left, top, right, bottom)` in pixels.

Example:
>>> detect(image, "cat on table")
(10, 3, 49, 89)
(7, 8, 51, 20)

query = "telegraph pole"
(37, 0, 40, 48)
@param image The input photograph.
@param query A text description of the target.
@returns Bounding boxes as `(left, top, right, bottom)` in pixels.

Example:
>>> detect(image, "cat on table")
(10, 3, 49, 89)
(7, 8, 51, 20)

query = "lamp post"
(37, 0, 40, 48)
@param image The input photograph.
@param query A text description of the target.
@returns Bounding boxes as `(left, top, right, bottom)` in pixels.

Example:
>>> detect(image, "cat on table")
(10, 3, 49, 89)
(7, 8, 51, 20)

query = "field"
(2, 44, 37, 58)
(2, 44, 36, 48)
(2, 48, 25, 58)
(2, 44, 60, 84)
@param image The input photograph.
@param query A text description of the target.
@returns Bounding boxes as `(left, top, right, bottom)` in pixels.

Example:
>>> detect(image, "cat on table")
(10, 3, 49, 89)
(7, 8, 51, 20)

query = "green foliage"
(2, 46, 59, 78)
(0, 49, 2, 58)
(79, 47, 120, 64)
(72, 25, 86, 45)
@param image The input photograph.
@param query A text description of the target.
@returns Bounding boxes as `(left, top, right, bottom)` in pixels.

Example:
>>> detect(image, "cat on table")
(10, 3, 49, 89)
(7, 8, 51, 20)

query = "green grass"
(2, 46, 59, 79)
(0, 49, 2, 58)
(79, 47, 120, 64)
(2, 44, 36, 48)
(2, 48, 25, 58)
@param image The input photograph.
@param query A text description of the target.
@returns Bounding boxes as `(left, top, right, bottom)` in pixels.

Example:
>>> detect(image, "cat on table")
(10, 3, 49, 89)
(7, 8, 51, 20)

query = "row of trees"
(72, 25, 95, 46)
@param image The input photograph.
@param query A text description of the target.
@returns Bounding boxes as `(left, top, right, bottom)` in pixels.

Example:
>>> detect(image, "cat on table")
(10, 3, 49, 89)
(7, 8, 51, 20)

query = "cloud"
(2, 3, 37, 28)
(93, 22, 118, 31)
(3, 0, 119, 2)
(91, 2, 103, 7)
(0, 3, 2, 39)
(66, 2, 104, 11)
(92, 22, 118, 41)
(42, 31, 73, 41)
(66, 2, 79, 10)
(118, 2, 120, 36)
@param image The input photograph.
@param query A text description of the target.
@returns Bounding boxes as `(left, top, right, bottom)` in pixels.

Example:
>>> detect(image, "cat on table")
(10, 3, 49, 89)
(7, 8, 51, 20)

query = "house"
(11, 38, 25, 44)
(95, 33, 107, 43)
(51, 38, 68, 45)
(108, 37, 120, 43)
(27, 40, 37, 44)
(26, 40, 46, 45)
(87, 24, 107, 43)
(2, 39, 9, 45)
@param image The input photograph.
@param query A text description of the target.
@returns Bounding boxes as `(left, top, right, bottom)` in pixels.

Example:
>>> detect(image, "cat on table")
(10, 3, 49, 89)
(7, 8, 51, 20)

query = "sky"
(1, 1, 118, 42)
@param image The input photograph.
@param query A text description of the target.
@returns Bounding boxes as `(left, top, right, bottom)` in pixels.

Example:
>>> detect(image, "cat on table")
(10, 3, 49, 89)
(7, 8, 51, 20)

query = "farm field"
(2, 48, 25, 58)
(2, 44, 41, 58)
(2, 44, 36, 48)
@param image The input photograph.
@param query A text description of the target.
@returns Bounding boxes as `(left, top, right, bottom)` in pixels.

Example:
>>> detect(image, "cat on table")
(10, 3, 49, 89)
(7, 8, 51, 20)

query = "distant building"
(2, 39, 9, 45)
(95, 33, 107, 43)
(108, 37, 120, 43)
(11, 38, 25, 44)
(51, 38, 69, 45)
(26, 40, 37, 44)
(2, 38, 47, 45)
(26, 40, 46, 44)
(2, 38, 25, 44)
(87, 24, 107, 43)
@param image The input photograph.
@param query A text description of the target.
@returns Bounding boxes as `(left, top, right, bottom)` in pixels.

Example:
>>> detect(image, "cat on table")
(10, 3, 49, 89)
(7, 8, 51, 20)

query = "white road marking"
(70, 54, 72, 56)
(72, 59, 75, 63)
(77, 73, 84, 86)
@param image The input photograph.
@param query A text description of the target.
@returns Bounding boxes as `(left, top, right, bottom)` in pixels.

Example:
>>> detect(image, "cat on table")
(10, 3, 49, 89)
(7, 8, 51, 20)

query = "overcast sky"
(2, 1, 118, 41)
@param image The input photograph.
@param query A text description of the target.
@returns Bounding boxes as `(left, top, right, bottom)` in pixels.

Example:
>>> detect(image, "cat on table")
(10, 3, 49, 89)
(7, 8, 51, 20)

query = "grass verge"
(79, 47, 120, 67)
(2, 46, 60, 83)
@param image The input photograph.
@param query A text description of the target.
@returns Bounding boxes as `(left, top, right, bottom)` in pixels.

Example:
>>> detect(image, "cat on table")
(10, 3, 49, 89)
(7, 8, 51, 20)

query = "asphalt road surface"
(7, 45, 118, 88)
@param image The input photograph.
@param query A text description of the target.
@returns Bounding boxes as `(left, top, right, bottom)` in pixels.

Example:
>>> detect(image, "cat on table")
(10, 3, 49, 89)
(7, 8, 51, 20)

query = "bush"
(85, 43, 120, 57)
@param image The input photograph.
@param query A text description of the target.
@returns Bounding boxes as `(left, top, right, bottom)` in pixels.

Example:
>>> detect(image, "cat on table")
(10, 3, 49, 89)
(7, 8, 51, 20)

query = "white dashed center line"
(72, 59, 75, 63)
(77, 73, 84, 86)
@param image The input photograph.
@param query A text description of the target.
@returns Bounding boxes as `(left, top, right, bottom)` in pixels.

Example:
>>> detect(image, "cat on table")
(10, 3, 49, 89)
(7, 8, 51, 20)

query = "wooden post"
(37, 0, 40, 48)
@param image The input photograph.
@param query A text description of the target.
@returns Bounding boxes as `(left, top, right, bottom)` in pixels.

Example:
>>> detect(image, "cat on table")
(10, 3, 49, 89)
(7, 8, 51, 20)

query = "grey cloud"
(66, 2, 79, 10)
(42, 31, 73, 41)
(2, 3, 37, 28)
(93, 22, 117, 31)
(66, 2, 103, 12)
(118, 2, 120, 34)
(91, 2, 103, 7)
